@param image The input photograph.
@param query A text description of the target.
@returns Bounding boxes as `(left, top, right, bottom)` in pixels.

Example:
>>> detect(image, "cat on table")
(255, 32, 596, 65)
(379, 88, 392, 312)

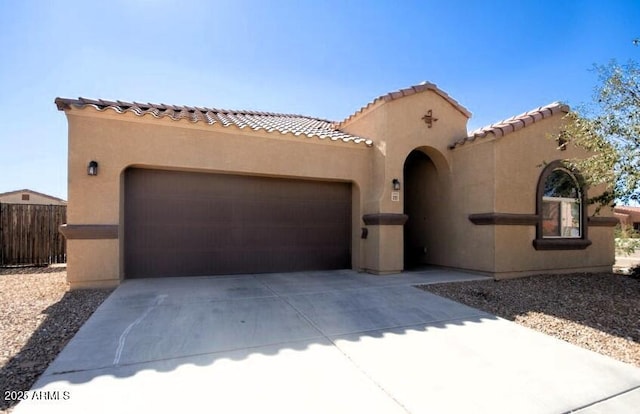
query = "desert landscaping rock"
(420, 272, 640, 368)
(0, 268, 112, 413)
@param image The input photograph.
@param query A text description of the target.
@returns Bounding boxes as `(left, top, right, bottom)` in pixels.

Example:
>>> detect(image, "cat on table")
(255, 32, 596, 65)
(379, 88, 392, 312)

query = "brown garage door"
(124, 168, 352, 278)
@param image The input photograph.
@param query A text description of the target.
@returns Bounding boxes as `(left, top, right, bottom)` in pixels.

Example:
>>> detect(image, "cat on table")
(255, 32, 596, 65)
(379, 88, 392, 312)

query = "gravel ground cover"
(419, 272, 640, 368)
(0, 267, 113, 413)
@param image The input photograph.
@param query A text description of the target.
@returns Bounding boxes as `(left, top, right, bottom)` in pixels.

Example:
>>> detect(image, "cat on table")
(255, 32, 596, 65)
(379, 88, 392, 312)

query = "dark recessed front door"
(124, 168, 352, 278)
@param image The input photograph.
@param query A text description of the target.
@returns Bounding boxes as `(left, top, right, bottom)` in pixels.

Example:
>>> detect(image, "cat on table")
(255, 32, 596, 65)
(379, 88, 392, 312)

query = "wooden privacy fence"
(0, 203, 67, 266)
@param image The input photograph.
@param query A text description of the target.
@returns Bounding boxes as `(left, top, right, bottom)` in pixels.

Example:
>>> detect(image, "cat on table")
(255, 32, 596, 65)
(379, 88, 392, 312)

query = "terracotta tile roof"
(449, 102, 570, 149)
(54, 97, 373, 146)
(338, 82, 472, 127)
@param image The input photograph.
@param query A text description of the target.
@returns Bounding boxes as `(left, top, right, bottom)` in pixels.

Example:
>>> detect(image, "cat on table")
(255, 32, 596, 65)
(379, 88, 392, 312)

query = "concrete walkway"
(615, 249, 640, 273)
(14, 269, 640, 414)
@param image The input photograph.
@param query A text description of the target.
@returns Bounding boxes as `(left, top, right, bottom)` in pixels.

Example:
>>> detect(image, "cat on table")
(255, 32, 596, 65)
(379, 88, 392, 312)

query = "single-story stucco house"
(0, 189, 67, 205)
(55, 82, 617, 289)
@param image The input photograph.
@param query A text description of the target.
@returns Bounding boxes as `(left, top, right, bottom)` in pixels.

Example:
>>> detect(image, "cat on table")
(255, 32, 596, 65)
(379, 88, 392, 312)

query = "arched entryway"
(403, 149, 445, 269)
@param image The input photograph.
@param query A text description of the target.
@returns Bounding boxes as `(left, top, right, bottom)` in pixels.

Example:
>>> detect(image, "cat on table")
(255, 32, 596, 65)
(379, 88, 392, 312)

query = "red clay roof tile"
(449, 102, 570, 149)
(55, 92, 567, 152)
(54, 97, 374, 146)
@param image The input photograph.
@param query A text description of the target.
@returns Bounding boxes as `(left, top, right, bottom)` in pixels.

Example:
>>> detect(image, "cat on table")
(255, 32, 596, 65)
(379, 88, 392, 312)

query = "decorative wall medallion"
(556, 132, 568, 151)
(422, 110, 438, 128)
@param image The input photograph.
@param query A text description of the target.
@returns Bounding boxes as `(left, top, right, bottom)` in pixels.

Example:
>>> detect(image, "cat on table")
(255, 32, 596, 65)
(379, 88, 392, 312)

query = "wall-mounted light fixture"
(392, 178, 401, 191)
(87, 161, 99, 176)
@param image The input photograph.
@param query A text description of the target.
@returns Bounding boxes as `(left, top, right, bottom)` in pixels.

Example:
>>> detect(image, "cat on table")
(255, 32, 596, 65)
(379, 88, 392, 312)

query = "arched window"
(534, 161, 591, 250)
(542, 168, 581, 238)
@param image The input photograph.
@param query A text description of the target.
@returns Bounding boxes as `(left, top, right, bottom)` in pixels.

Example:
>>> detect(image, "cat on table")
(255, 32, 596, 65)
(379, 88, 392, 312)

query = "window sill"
(532, 238, 592, 250)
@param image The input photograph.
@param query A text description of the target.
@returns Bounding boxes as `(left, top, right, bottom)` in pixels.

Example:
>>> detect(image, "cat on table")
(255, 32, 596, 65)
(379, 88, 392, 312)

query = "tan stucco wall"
(493, 225, 614, 278)
(361, 226, 404, 274)
(66, 239, 119, 288)
(65, 110, 372, 288)
(342, 90, 468, 211)
(448, 140, 497, 272)
(490, 116, 615, 277)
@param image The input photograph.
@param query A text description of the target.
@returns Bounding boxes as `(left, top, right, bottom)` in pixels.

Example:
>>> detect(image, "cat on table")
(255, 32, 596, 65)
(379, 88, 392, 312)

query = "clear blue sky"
(1, 0, 638, 200)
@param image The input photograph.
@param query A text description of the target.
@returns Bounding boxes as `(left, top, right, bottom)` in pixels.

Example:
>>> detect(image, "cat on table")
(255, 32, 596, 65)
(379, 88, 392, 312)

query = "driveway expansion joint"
(565, 384, 640, 413)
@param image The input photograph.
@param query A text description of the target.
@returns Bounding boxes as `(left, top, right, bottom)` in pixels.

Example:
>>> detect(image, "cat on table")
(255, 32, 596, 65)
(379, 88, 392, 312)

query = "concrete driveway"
(14, 269, 640, 414)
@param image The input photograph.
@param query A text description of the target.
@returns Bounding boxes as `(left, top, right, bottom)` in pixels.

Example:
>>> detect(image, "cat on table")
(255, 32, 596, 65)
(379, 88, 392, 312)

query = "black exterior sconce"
(87, 161, 98, 176)
(392, 178, 401, 191)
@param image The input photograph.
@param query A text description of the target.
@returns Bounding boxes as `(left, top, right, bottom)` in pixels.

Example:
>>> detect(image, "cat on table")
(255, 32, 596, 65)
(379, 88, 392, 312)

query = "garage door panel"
(125, 169, 351, 278)
(139, 199, 235, 224)
(129, 225, 237, 251)
(130, 248, 348, 277)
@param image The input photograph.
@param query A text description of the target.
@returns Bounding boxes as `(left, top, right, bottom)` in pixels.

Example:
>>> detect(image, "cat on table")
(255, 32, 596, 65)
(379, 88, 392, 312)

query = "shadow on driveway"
(0, 285, 112, 412)
(11, 269, 640, 414)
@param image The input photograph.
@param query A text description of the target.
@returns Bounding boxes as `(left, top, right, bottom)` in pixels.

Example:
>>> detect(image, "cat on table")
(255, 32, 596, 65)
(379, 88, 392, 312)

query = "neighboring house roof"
(54, 97, 373, 147)
(614, 206, 640, 214)
(0, 189, 67, 204)
(338, 82, 472, 128)
(614, 206, 640, 221)
(449, 102, 570, 149)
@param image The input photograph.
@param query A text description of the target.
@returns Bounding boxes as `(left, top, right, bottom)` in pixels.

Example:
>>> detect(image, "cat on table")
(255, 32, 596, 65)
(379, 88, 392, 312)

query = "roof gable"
(337, 82, 472, 128)
(55, 97, 373, 146)
(449, 102, 570, 149)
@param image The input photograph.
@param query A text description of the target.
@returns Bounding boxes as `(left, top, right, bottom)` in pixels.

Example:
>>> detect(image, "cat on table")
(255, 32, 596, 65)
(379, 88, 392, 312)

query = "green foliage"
(616, 223, 640, 239)
(615, 224, 640, 256)
(544, 168, 580, 198)
(561, 60, 640, 207)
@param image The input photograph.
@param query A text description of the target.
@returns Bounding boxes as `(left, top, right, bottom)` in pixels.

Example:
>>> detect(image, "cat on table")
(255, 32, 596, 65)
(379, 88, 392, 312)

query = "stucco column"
(361, 213, 407, 274)
(358, 143, 408, 274)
